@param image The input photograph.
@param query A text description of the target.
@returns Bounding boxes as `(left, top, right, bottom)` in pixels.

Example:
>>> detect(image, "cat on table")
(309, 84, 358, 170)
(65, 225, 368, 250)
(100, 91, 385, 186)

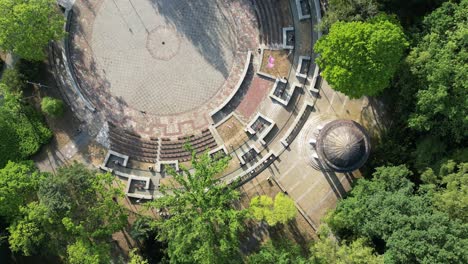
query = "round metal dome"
(316, 120, 370, 172)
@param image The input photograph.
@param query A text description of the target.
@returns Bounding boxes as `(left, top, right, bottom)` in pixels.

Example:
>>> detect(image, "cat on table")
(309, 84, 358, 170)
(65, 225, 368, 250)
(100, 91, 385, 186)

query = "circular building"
(316, 120, 371, 173)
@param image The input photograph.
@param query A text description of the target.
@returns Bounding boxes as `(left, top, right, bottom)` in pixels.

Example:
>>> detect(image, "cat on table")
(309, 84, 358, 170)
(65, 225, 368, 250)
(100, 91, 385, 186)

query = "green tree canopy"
(4, 163, 127, 261)
(0, 84, 52, 167)
(318, 0, 380, 31)
(0, 68, 25, 92)
(421, 161, 468, 222)
(406, 0, 468, 142)
(0, 0, 65, 60)
(327, 165, 468, 263)
(66, 239, 111, 264)
(41, 96, 64, 118)
(314, 15, 408, 98)
(0, 161, 42, 222)
(249, 193, 297, 226)
(129, 249, 150, 264)
(247, 240, 307, 264)
(8, 202, 52, 256)
(309, 226, 383, 264)
(149, 150, 247, 264)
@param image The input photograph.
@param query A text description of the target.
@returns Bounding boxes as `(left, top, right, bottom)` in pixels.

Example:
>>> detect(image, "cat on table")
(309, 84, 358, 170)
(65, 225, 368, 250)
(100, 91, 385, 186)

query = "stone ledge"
(210, 51, 252, 121)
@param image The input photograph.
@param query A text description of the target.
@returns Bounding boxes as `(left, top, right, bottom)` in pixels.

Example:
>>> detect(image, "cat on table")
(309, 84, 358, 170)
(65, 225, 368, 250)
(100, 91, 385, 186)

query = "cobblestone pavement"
(70, 0, 259, 138)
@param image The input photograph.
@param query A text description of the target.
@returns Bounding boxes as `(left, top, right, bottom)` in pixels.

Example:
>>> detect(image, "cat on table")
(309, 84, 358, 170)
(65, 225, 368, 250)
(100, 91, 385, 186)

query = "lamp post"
(230, 144, 241, 165)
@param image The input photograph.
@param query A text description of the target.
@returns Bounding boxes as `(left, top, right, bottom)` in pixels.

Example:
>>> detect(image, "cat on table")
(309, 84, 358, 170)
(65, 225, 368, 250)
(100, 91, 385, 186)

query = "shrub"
(41, 97, 64, 118)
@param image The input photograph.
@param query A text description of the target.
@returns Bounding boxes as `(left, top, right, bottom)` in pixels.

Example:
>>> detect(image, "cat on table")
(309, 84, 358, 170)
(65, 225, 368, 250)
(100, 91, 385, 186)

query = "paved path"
(35, 131, 91, 173)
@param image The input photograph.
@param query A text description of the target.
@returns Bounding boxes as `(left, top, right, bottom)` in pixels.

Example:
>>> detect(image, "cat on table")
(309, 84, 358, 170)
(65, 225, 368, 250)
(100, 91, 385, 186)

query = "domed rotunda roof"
(316, 120, 370, 173)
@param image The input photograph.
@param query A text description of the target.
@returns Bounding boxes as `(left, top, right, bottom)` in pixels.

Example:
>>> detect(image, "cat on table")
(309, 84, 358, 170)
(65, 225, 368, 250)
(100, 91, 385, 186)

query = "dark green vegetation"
(317, 1, 468, 263)
(327, 165, 467, 263)
(318, 0, 380, 31)
(246, 226, 382, 264)
(0, 64, 52, 168)
(0, 0, 65, 61)
(0, 162, 128, 262)
(0, 82, 52, 168)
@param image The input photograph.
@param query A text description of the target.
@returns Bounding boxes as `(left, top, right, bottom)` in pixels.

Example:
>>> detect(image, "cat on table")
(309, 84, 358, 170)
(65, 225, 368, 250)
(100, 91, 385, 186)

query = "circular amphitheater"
(55, 0, 374, 213)
(65, 0, 306, 163)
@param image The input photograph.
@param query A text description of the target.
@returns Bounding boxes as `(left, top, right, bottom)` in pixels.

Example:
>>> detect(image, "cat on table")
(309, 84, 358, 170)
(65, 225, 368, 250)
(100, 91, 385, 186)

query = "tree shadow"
(68, 7, 134, 127)
(150, 0, 237, 77)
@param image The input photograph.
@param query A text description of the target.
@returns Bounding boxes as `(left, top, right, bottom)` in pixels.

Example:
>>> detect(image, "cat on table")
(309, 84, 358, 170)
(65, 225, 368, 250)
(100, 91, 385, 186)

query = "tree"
(0, 83, 52, 167)
(327, 165, 468, 263)
(272, 193, 297, 225)
(40, 96, 64, 118)
(8, 202, 52, 256)
(318, 0, 380, 31)
(247, 240, 307, 264)
(0, 0, 65, 60)
(129, 249, 149, 264)
(0, 161, 42, 222)
(310, 226, 383, 264)
(406, 0, 468, 142)
(0, 68, 25, 91)
(314, 15, 408, 98)
(40, 164, 128, 240)
(66, 239, 111, 264)
(249, 193, 297, 226)
(249, 195, 274, 223)
(421, 161, 468, 222)
(129, 216, 153, 242)
(6, 163, 127, 259)
(148, 150, 247, 263)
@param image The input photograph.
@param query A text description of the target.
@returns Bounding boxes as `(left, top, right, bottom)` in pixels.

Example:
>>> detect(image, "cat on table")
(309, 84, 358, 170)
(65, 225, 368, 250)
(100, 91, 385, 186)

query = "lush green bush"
(0, 0, 65, 60)
(0, 68, 25, 91)
(41, 96, 64, 118)
(0, 84, 52, 167)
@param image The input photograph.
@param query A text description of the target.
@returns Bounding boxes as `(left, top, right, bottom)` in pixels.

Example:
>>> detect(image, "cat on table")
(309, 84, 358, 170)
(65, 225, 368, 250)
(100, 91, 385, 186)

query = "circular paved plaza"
(71, 0, 251, 118)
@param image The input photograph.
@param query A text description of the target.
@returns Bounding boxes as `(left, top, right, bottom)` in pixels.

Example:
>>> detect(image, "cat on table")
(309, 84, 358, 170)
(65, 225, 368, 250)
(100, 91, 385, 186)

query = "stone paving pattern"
(69, 0, 259, 138)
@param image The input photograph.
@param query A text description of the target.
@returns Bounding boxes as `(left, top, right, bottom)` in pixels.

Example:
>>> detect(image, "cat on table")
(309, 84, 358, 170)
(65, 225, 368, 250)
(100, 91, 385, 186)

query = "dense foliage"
(0, 161, 42, 223)
(0, 83, 52, 167)
(327, 165, 468, 263)
(246, 226, 382, 264)
(148, 150, 247, 264)
(318, 0, 380, 31)
(309, 226, 383, 264)
(314, 15, 408, 98)
(406, 0, 467, 142)
(246, 240, 307, 264)
(0, 68, 25, 91)
(0, 0, 65, 60)
(318, 1, 468, 264)
(0, 163, 127, 261)
(41, 96, 64, 118)
(249, 193, 297, 226)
